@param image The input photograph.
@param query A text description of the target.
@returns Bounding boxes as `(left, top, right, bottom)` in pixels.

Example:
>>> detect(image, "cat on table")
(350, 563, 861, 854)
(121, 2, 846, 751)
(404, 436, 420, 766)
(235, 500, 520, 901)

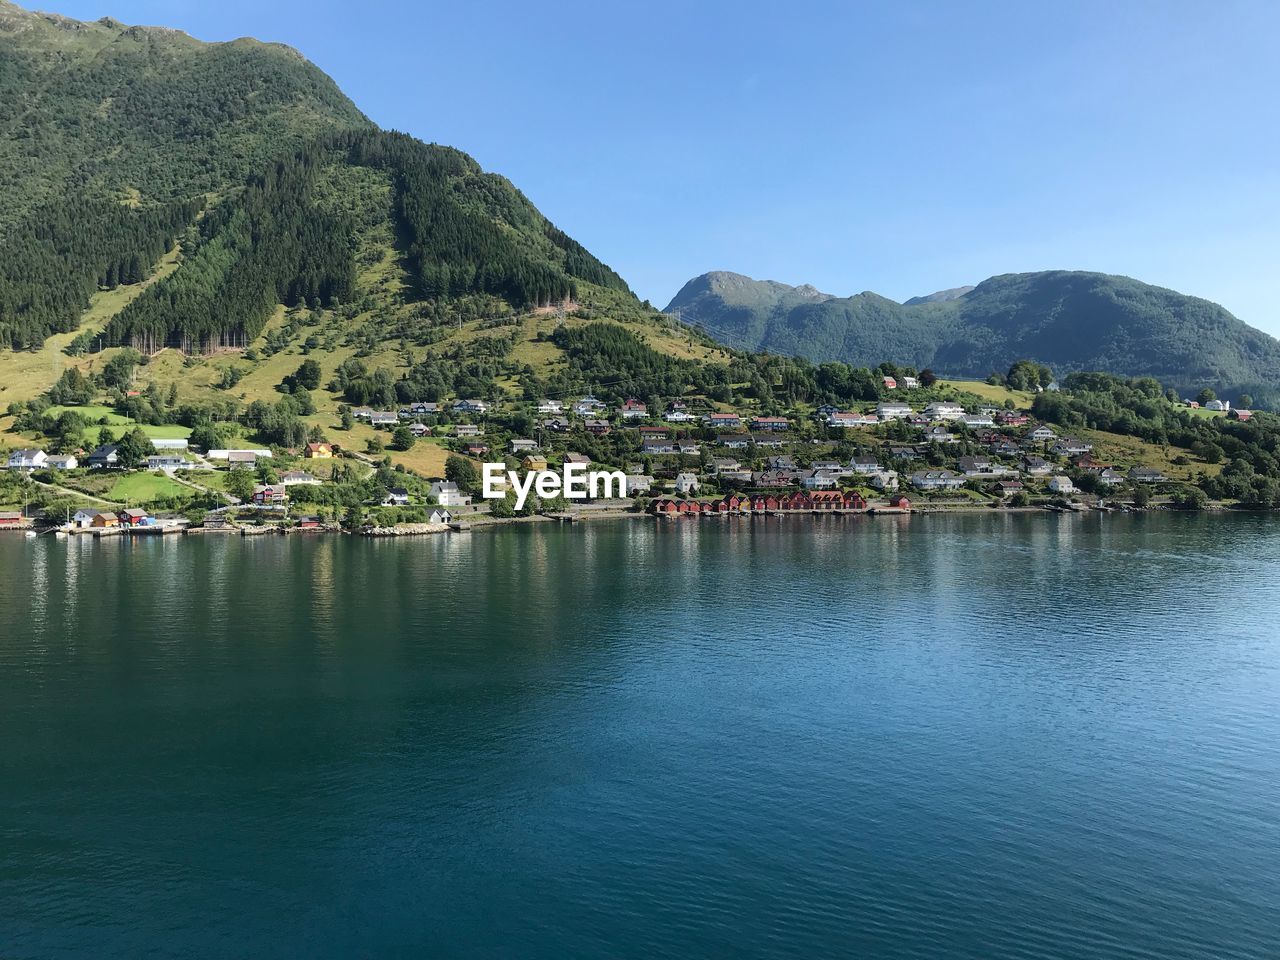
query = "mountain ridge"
(666, 269, 1280, 402)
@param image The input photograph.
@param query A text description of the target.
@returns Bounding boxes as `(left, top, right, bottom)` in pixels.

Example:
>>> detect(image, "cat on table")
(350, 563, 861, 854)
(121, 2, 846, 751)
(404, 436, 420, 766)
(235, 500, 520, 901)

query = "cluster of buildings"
(67, 507, 154, 530)
(650, 490, 882, 515)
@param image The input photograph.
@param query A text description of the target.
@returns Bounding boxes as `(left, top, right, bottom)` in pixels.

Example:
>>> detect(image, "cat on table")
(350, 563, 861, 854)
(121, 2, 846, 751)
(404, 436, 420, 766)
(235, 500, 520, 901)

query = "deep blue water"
(1, 513, 1278, 959)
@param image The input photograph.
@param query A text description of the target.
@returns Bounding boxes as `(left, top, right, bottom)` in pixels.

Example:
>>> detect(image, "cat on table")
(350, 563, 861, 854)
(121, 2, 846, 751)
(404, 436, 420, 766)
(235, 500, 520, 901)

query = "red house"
(780, 492, 813, 511)
(118, 508, 149, 526)
(888, 495, 912, 511)
(810, 491, 843, 510)
(844, 491, 867, 510)
(0, 511, 23, 528)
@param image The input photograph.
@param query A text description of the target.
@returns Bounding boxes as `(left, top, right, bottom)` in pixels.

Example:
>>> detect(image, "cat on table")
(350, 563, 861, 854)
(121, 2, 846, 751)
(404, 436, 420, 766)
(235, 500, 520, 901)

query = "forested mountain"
(666, 270, 1280, 402)
(0, 0, 373, 348)
(0, 0, 368, 230)
(0, 2, 630, 353)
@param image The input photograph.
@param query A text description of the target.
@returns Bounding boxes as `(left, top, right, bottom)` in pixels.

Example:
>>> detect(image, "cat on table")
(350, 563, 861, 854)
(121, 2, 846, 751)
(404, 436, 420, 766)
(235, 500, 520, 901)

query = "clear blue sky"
(41, 0, 1280, 332)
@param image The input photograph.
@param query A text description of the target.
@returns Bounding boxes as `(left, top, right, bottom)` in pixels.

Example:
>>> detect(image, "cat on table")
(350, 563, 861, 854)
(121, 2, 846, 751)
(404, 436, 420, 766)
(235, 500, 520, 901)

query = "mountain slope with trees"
(667, 270, 1280, 405)
(0, 1, 629, 356)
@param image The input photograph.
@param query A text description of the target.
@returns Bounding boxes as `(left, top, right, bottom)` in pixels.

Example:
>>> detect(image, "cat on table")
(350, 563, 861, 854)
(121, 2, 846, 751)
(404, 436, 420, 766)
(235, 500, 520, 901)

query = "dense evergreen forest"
(102, 152, 355, 352)
(338, 131, 630, 306)
(92, 130, 631, 351)
(0, 195, 197, 348)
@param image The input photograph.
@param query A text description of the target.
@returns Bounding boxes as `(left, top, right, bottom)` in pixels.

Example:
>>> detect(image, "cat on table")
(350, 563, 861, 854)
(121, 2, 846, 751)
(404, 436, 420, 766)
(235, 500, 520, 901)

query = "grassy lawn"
(340, 424, 456, 477)
(107, 471, 189, 504)
(46, 404, 131, 424)
(1080, 428, 1220, 481)
(938, 379, 1036, 407)
(186, 469, 230, 491)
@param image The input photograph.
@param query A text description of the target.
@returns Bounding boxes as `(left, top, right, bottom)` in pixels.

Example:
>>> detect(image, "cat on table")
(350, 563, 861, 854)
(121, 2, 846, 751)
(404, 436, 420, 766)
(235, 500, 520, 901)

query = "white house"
(1204, 399, 1230, 412)
(280, 471, 321, 486)
(910, 469, 966, 490)
(72, 509, 96, 529)
(625, 474, 654, 495)
(536, 399, 563, 414)
(923, 402, 964, 421)
(664, 408, 697, 423)
(870, 470, 899, 491)
(573, 396, 606, 416)
(1021, 456, 1052, 475)
(1129, 467, 1166, 484)
(1050, 438, 1093, 457)
(1047, 475, 1076, 494)
(802, 471, 840, 490)
(429, 508, 453, 524)
(452, 399, 489, 415)
(7, 448, 47, 471)
(382, 487, 411, 506)
(850, 455, 881, 474)
(827, 411, 876, 428)
(145, 455, 188, 473)
(674, 473, 700, 495)
(1028, 425, 1057, 442)
(46, 455, 78, 470)
(957, 455, 1005, 477)
(876, 402, 913, 419)
(900, 376, 920, 389)
(430, 481, 472, 507)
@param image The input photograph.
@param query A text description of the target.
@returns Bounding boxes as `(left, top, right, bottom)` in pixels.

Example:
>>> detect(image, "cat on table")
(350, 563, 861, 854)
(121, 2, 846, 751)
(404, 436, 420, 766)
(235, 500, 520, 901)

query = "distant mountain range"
(665, 270, 1280, 401)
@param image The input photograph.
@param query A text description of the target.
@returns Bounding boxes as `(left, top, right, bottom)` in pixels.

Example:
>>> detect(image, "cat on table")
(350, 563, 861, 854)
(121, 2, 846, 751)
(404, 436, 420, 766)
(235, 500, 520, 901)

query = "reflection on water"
(1, 513, 1279, 960)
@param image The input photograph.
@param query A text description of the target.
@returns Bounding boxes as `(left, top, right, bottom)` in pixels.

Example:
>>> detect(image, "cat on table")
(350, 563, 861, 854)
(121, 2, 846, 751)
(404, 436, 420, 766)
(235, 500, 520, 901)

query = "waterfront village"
(0, 374, 1241, 536)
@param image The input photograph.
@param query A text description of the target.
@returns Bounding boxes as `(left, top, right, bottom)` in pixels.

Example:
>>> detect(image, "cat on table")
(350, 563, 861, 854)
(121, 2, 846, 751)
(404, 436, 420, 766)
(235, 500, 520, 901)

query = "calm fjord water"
(1, 514, 1279, 959)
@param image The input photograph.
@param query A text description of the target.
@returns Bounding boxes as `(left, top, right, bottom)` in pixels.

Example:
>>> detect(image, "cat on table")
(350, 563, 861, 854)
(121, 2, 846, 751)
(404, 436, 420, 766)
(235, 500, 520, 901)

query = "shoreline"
(2, 501, 1254, 541)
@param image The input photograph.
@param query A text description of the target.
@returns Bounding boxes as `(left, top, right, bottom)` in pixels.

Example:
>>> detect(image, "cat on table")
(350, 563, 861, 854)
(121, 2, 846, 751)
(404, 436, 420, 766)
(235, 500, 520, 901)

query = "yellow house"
(522, 455, 549, 472)
(305, 442, 333, 459)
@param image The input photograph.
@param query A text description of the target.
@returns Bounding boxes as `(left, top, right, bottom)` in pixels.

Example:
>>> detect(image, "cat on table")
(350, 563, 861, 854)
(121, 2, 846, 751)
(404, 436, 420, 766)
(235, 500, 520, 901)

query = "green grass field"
(46, 404, 131, 424)
(938, 379, 1036, 407)
(106, 472, 189, 504)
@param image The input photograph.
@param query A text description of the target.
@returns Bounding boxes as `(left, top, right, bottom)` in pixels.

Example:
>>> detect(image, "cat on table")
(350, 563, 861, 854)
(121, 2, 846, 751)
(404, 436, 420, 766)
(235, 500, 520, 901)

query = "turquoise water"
(1, 514, 1278, 959)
